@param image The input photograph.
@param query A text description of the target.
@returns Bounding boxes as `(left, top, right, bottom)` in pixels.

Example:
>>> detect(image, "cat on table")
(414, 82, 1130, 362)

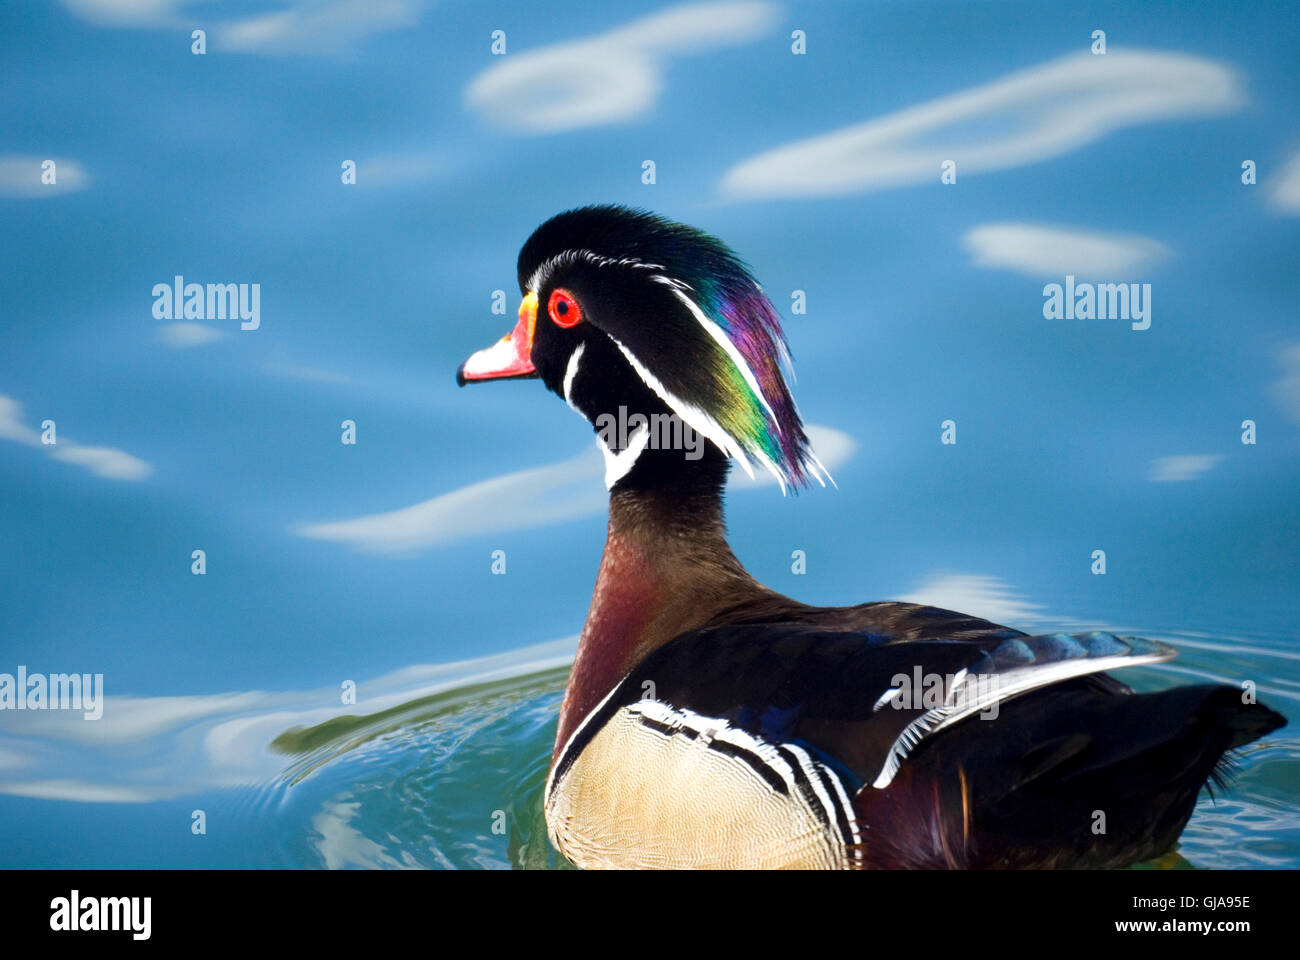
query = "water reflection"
(1, 621, 1294, 869)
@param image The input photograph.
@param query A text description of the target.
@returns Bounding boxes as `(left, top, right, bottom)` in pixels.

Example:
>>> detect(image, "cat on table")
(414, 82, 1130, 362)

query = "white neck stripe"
(608, 334, 759, 482)
(528, 249, 665, 295)
(599, 423, 651, 489)
(562, 342, 585, 411)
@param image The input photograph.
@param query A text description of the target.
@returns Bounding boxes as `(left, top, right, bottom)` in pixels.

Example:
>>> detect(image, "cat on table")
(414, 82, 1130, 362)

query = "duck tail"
(850, 682, 1286, 869)
(1196, 685, 1287, 791)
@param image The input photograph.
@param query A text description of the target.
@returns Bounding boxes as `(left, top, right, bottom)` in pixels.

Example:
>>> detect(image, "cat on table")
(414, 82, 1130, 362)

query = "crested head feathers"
(518, 205, 828, 492)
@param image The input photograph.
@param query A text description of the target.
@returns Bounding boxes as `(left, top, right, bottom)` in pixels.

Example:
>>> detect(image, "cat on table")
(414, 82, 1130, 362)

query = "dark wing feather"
(558, 607, 1285, 868)
(559, 617, 1173, 793)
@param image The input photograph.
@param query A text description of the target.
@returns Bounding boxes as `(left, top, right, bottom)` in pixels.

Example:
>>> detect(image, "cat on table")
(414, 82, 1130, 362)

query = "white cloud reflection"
(963, 222, 1169, 277)
(0, 637, 577, 803)
(295, 424, 855, 553)
(722, 49, 1243, 199)
(466, 2, 779, 133)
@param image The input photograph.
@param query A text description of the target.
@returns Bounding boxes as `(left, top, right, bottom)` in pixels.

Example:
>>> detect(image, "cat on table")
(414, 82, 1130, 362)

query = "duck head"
(458, 205, 826, 494)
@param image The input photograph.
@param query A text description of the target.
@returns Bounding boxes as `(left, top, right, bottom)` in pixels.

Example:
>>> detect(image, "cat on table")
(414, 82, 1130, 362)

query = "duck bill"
(457, 292, 540, 385)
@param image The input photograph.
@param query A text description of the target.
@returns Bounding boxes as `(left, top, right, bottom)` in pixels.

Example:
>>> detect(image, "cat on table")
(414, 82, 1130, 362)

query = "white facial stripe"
(608, 334, 758, 481)
(529, 255, 828, 494)
(647, 273, 833, 493)
(562, 342, 585, 412)
(528, 249, 666, 295)
(599, 423, 651, 488)
(652, 276, 780, 430)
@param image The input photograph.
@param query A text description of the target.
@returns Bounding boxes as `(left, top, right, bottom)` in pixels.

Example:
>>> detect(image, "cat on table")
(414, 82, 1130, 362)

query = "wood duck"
(457, 205, 1286, 869)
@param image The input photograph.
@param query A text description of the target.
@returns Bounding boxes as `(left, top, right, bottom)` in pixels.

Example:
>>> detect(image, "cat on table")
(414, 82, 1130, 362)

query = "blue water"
(0, 616, 1296, 869)
(2, 1, 1298, 867)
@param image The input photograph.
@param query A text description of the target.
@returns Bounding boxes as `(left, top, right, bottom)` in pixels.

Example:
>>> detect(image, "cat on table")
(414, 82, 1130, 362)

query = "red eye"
(548, 289, 582, 328)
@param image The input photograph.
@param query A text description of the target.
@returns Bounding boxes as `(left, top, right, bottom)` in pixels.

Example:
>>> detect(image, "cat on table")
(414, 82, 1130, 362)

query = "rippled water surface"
(7, 623, 1292, 870)
(275, 638, 1299, 870)
(268, 667, 571, 870)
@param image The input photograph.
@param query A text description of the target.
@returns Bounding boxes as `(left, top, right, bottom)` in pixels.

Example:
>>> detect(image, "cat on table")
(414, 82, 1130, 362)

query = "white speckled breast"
(545, 699, 858, 870)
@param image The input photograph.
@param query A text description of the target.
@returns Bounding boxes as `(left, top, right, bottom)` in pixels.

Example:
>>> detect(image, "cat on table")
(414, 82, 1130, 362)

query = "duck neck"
(552, 451, 763, 760)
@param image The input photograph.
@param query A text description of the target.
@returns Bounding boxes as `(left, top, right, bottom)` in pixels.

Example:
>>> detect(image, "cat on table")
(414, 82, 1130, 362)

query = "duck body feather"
(546, 604, 1285, 869)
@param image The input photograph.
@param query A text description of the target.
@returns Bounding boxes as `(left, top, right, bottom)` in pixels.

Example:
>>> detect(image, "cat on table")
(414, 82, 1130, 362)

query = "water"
(261, 627, 1300, 870)
(1, 623, 1294, 870)
(270, 668, 570, 870)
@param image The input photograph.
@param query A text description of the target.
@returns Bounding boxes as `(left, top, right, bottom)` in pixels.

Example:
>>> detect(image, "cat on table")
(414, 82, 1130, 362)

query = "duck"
(457, 204, 1286, 869)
